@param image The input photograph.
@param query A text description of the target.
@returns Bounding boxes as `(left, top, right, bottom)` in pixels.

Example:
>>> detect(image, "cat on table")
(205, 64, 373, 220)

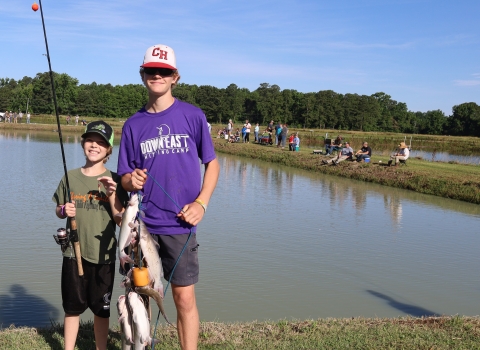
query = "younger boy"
(52, 121, 128, 350)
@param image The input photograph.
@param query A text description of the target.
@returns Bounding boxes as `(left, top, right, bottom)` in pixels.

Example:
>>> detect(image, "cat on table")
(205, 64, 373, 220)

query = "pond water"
(1, 130, 479, 329)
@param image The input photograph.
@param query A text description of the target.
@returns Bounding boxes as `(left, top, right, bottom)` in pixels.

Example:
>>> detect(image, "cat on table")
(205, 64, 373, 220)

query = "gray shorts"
(152, 233, 199, 286)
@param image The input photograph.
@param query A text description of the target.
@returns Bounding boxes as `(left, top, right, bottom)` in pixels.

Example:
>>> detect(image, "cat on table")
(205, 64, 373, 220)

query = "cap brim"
(141, 62, 177, 70)
(81, 131, 112, 146)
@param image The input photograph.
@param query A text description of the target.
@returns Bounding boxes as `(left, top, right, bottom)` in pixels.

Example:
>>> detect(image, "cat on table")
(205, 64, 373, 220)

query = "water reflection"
(384, 194, 403, 229)
(0, 285, 59, 327)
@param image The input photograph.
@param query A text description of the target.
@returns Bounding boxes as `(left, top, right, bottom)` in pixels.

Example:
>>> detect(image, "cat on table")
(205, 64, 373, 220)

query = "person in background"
(276, 123, 283, 148)
(75, 115, 79, 126)
(274, 121, 281, 146)
(18, 111, 23, 123)
(288, 133, 295, 151)
(388, 142, 409, 166)
(326, 135, 343, 156)
(13, 111, 18, 123)
(293, 133, 300, 152)
(355, 142, 372, 162)
(26, 112, 31, 124)
(254, 123, 260, 143)
(227, 119, 233, 138)
(281, 124, 288, 149)
(244, 119, 251, 143)
(267, 120, 274, 135)
(322, 141, 353, 165)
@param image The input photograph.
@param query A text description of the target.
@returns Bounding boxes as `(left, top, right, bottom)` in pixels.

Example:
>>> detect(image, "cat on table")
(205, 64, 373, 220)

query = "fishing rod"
(33, 0, 83, 276)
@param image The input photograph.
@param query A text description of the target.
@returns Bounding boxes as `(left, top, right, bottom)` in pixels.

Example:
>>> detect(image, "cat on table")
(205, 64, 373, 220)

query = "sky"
(1, 0, 479, 115)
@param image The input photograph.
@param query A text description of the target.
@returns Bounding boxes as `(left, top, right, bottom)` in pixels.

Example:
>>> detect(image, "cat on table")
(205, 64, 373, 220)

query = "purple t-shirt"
(117, 99, 216, 235)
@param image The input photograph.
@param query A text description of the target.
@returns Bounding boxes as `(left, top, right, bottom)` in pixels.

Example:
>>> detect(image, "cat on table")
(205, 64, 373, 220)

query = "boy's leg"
(64, 314, 80, 350)
(94, 315, 109, 350)
(62, 257, 88, 349)
(172, 284, 199, 350)
(155, 233, 200, 349)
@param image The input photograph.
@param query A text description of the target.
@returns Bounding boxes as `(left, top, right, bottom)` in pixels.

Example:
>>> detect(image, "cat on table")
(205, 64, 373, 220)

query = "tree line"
(1, 72, 479, 136)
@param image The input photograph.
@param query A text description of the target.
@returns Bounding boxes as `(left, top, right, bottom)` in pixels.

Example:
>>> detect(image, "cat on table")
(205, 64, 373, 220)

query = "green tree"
(447, 102, 480, 136)
(417, 110, 446, 135)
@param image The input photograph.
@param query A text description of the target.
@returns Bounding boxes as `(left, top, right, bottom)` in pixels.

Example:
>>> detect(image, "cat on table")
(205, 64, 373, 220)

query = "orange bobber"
(132, 267, 150, 287)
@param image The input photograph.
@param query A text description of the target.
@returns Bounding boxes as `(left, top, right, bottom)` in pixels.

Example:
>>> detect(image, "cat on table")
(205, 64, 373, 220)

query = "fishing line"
(135, 171, 194, 341)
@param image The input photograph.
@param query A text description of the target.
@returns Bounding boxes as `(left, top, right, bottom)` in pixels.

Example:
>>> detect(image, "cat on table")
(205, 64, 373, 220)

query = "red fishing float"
(32, 2, 39, 11)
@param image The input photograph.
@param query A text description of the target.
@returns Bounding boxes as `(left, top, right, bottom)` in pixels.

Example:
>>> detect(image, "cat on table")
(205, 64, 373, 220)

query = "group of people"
(262, 120, 300, 151)
(52, 44, 219, 350)
(220, 119, 300, 151)
(2, 110, 30, 123)
(322, 136, 372, 165)
(222, 119, 256, 143)
(65, 115, 81, 125)
(321, 135, 410, 166)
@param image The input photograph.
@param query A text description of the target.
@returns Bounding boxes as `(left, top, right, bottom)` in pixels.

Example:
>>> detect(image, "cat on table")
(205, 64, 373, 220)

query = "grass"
(1, 317, 479, 349)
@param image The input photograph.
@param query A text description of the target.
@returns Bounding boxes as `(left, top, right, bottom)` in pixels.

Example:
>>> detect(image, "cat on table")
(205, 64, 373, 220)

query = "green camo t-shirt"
(52, 168, 129, 264)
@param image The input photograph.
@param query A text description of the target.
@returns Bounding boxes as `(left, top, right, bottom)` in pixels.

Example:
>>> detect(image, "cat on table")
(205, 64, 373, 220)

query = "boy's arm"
(98, 176, 125, 226)
(177, 158, 220, 226)
(110, 194, 124, 226)
(56, 202, 76, 219)
(121, 169, 148, 192)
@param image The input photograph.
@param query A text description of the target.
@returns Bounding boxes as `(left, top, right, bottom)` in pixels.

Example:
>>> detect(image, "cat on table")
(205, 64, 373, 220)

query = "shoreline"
(213, 138, 480, 204)
(2, 122, 480, 204)
(1, 316, 479, 349)
(2, 123, 479, 347)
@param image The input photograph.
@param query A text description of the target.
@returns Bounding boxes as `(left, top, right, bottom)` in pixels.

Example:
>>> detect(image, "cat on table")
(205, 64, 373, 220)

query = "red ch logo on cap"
(152, 48, 168, 60)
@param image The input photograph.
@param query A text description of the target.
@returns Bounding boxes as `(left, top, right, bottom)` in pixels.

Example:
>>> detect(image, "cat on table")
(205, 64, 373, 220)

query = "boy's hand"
(65, 201, 76, 218)
(97, 176, 117, 197)
(130, 169, 148, 191)
(177, 202, 205, 226)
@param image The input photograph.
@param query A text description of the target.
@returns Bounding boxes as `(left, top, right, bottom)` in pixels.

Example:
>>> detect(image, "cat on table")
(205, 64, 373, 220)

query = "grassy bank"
(213, 139, 480, 204)
(1, 316, 479, 349)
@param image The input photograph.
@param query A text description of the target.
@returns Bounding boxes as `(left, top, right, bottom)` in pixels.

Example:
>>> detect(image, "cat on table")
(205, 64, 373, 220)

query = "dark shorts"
(152, 233, 199, 286)
(61, 257, 115, 318)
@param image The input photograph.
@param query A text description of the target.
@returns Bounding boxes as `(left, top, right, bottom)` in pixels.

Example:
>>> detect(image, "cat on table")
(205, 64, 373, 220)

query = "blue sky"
(1, 0, 479, 115)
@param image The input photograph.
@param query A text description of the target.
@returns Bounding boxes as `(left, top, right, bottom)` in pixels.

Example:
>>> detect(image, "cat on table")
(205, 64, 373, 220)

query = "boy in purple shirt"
(117, 44, 220, 349)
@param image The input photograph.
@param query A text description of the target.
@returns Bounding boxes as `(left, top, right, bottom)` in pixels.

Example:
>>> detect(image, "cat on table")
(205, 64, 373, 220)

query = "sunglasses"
(143, 67, 175, 76)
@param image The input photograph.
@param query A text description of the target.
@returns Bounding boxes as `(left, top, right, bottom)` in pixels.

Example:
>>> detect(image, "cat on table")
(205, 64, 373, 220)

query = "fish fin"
(128, 221, 139, 229)
(119, 252, 134, 270)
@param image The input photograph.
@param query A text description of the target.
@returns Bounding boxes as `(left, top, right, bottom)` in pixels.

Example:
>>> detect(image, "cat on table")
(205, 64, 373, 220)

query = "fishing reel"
(53, 228, 71, 253)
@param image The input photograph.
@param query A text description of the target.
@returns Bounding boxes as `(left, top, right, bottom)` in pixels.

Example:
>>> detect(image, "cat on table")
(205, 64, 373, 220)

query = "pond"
(0, 130, 479, 328)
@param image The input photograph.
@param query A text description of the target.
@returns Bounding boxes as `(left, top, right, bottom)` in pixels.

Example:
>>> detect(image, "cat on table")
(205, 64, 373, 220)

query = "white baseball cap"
(141, 44, 177, 70)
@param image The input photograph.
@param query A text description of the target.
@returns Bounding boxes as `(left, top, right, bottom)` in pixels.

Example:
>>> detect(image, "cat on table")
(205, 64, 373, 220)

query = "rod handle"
(70, 218, 84, 277)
